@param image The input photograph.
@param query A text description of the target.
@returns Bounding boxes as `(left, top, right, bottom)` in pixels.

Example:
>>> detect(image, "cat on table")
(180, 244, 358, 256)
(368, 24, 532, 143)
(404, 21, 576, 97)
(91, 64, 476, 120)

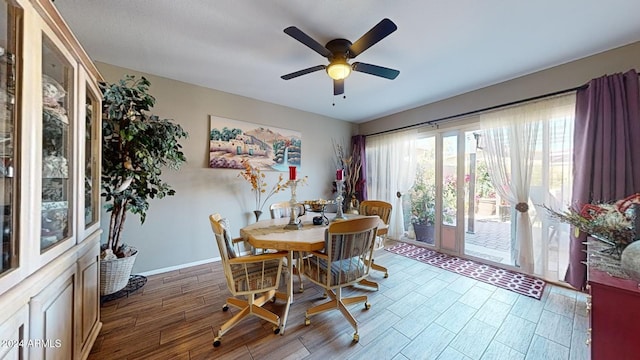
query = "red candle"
(336, 169, 343, 181)
(289, 166, 296, 180)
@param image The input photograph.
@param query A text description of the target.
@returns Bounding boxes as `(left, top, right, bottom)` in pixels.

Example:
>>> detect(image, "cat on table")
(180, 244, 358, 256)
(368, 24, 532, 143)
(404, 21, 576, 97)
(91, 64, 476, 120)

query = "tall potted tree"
(100, 75, 188, 295)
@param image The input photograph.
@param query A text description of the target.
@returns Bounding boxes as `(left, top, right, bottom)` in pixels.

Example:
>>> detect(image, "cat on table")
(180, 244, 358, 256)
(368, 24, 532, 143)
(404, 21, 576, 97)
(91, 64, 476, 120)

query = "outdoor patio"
(403, 213, 568, 282)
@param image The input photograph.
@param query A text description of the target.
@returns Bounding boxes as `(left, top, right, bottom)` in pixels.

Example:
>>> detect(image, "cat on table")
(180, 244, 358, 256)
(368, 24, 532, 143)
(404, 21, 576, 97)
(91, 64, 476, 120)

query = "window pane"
(84, 84, 99, 227)
(443, 135, 457, 226)
(41, 35, 73, 251)
(408, 136, 436, 244)
(0, 0, 19, 275)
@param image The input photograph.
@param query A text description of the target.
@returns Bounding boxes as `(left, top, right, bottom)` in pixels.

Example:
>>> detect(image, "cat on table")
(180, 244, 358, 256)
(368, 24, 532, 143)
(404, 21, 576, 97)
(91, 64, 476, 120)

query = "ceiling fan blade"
(281, 65, 326, 80)
(334, 79, 344, 95)
(349, 18, 397, 58)
(352, 62, 399, 80)
(284, 26, 333, 58)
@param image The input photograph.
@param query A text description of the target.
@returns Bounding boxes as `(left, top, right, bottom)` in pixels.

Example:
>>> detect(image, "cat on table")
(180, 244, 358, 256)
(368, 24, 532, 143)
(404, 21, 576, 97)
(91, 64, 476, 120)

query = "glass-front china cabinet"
(0, 1, 103, 359)
(0, 0, 17, 280)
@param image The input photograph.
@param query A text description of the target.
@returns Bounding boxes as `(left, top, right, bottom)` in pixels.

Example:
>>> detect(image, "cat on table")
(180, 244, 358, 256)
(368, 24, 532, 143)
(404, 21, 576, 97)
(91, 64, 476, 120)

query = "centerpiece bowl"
(303, 199, 335, 225)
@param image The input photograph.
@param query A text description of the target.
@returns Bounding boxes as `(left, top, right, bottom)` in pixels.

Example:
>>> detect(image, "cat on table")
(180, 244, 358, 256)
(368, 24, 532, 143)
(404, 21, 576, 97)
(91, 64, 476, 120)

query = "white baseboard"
(137, 257, 221, 277)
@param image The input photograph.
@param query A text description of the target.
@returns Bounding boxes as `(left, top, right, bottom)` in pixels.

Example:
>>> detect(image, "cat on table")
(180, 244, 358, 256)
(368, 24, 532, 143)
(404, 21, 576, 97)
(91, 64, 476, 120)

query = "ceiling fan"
(281, 18, 400, 96)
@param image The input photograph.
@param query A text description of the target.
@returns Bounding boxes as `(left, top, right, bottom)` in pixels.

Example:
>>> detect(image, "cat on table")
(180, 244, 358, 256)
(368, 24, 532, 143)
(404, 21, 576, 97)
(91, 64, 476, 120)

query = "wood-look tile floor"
(89, 245, 590, 360)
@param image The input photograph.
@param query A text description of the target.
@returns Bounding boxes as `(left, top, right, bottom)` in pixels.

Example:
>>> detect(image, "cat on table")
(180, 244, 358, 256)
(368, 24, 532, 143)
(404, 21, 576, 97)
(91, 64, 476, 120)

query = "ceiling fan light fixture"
(281, 19, 399, 95)
(326, 60, 351, 80)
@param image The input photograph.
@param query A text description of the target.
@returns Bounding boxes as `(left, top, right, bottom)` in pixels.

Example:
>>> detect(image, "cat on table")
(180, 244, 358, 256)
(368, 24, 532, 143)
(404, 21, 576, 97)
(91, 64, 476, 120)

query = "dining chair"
(209, 214, 287, 347)
(358, 200, 392, 289)
(301, 216, 379, 342)
(269, 201, 306, 218)
(269, 201, 307, 292)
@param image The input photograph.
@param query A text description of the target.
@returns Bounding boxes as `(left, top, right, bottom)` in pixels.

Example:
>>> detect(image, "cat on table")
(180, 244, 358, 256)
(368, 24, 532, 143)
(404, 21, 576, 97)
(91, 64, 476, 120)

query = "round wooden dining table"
(240, 213, 387, 334)
(240, 213, 329, 251)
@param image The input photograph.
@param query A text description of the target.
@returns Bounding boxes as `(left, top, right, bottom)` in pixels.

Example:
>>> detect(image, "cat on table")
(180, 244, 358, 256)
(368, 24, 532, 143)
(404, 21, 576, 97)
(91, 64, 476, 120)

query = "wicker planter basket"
(100, 249, 138, 296)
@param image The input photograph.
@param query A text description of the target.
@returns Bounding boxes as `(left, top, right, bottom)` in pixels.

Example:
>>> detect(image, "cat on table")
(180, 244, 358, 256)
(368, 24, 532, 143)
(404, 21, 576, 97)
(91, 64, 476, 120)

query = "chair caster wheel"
(353, 333, 359, 342)
(213, 337, 221, 347)
(364, 302, 371, 310)
(271, 297, 277, 303)
(222, 305, 229, 312)
(305, 318, 310, 326)
(273, 326, 280, 335)
(384, 273, 389, 278)
(299, 288, 304, 293)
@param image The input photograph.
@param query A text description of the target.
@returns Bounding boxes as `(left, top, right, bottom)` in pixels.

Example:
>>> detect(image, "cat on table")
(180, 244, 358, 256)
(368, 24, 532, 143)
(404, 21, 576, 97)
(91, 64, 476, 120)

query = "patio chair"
(302, 216, 379, 342)
(529, 186, 562, 248)
(209, 214, 287, 347)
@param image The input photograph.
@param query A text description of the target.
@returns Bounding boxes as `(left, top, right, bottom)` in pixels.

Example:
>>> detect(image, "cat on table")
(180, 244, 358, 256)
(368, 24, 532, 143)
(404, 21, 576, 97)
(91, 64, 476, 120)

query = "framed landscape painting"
(209, 115, 302, 171)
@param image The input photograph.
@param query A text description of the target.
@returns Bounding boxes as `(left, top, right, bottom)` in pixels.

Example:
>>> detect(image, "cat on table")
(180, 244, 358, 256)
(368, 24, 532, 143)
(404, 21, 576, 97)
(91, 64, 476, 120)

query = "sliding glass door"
(463, 129, 514, 265)
(407, 136, 436, 245)
(404, 131, 463, 255)
(441, 133, 460, 254)
(400, 104, 573, 283)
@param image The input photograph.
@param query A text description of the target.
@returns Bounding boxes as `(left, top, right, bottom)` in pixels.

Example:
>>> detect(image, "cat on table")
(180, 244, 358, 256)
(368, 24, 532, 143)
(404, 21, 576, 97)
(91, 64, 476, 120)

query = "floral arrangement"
(545, 193, 640, 256)
(332, 139, 362, 199)
(238, 160, 289, 212)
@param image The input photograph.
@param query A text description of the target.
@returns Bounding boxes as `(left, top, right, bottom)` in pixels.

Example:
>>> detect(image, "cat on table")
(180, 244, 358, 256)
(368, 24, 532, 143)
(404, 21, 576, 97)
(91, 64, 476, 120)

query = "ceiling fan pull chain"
(332, 94, 347, 106)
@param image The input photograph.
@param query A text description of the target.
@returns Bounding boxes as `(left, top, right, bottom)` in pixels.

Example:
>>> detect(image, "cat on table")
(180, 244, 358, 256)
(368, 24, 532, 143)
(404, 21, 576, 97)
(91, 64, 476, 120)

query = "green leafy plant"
(409, 162, 436, 225)
(476, 161, 496, 199)
(101, 75, 188, 257)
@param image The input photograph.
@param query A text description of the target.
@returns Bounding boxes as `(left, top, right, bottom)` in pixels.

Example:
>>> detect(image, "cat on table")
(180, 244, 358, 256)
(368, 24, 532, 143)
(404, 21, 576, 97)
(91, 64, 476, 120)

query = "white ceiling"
(53, 0, 640, 123)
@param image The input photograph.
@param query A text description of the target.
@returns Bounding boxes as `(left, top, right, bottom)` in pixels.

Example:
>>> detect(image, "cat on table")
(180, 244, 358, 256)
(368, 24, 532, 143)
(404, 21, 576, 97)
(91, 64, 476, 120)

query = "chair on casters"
(269, 201, 307, 292)
(302, 216, 379, 342)
(358, 200, 392, 289)
(209, 214, 287, 347)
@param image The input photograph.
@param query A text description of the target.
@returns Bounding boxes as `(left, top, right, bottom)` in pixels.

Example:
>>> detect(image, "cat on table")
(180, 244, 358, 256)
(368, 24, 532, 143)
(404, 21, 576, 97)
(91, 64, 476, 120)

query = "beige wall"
(97, 62, 355, 273)
(359, 41, 640, 135)
(99, 40, 640, 273)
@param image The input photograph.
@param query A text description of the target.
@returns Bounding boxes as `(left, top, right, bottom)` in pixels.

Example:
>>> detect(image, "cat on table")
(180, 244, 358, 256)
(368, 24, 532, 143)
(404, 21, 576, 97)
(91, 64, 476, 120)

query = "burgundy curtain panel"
(351, 135, 367, 201)
(565, 69, 640, 290)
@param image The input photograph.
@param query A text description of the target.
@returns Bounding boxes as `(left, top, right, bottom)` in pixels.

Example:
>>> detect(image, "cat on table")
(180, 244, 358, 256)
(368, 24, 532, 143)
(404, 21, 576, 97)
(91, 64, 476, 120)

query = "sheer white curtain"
(532, 115, 574, 281)
(480, 94, 575, 276)
(366, 129, 417, 239)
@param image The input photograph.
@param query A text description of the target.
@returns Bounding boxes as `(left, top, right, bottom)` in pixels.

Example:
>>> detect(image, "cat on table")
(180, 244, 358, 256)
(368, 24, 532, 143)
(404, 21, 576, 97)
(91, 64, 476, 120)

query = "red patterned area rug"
(386, 242, 546, 300)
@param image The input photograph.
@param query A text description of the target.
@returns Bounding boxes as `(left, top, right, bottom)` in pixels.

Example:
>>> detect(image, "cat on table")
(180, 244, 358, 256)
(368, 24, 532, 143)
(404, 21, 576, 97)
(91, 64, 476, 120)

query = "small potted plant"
(409, 174, 436, 243)
(100, 75, 188, 295)
(475, 161, 497, 216)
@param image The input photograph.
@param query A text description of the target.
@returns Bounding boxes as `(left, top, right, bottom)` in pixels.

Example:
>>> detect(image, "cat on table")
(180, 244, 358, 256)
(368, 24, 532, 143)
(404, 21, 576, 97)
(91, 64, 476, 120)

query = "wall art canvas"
(209, 115, 302, 171)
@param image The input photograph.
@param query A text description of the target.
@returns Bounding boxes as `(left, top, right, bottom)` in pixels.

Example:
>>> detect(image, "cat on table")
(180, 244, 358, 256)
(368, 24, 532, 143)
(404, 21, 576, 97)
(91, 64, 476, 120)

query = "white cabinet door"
(29, 265, 75, 360)
(0, 305, 28, 360)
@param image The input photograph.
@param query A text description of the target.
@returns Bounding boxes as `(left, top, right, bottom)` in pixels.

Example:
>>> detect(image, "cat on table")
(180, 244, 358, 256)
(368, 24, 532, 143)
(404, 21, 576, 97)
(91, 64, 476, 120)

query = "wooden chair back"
(359, 200, 392, 236)
(303, 216, 379, 289)
(209, 213, 285, 296)
(270, 201, 305, 219)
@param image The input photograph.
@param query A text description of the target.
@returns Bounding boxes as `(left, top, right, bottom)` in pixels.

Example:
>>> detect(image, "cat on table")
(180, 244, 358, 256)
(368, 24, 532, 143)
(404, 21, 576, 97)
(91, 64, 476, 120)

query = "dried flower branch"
(238, 160, 289, 211)
(332, 138, 362, 198)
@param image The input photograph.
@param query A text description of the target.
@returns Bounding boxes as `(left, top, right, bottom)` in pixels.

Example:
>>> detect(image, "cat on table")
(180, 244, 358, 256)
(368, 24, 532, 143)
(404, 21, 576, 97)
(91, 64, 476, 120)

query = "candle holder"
(332, 180, 348, 222)
(284, 179, 303, 230)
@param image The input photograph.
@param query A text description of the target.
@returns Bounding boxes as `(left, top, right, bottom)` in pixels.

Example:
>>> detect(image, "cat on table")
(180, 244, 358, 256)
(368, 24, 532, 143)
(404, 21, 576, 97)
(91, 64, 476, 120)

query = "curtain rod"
(366, 84, 585, 137)
(368, 71, 640, 137)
